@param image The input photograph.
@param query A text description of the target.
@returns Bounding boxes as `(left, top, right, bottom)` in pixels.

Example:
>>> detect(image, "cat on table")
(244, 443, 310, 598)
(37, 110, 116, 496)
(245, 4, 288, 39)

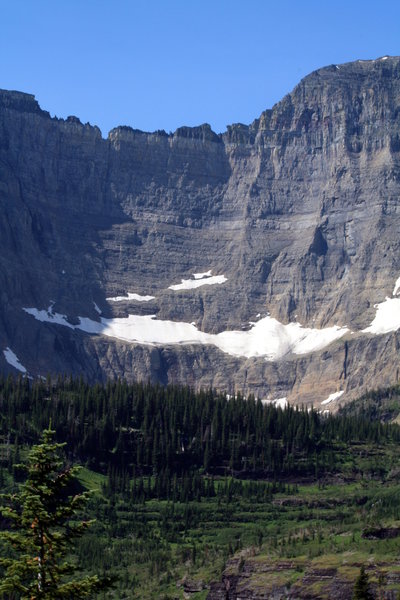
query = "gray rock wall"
(2, 58, 400, 406)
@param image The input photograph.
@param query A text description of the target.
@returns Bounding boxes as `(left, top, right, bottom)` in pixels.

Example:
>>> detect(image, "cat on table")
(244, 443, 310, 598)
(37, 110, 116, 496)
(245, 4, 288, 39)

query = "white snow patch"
(363, 272, 400, 334)
(273, 397, 288, 409)
(393, 276, 400, 296)
(211, 317, 347, 359)
(24, 306, 75, 329)
(106, 292, 155, 302)
(193, 270, 213, 280)
(169, 275, 227, 291)
(93, 302, 102, 315)
(261, 397, 288, 409)
(363, 297, 400, 335)
(321, 391, 344, 405)
(3, 348, 27, 374)
(23, 308, 349, 361)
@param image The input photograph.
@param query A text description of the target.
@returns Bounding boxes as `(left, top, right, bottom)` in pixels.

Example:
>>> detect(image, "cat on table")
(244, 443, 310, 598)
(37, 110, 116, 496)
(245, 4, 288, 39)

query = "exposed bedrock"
(2, 57, 400, 406)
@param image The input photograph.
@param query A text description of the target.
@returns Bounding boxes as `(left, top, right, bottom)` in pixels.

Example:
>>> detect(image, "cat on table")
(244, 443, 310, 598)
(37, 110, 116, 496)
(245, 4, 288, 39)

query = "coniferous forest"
(1, 375, 400, 598)
(0, 375, 396, 483)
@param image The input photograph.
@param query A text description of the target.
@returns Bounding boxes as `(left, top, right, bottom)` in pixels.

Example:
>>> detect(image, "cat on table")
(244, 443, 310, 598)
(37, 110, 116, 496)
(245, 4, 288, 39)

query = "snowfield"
(24, 305, 75, 329)
(169, 274, 227, 291)
(3, 348, 27, 374)
(23, 270, 400, 364)
(362, 272, 400, 335)
(261, 397, 288, 409)
(363, 297, 400, 335)
(106, 293, 155, 302)
(23, 307, 348, 361)
(321, 391, 344, 405)
(193, 270, 213, 280)
(393, 276, 400, 296)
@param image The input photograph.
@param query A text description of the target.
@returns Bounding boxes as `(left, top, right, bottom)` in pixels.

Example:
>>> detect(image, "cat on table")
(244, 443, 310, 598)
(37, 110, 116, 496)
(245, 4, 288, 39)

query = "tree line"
(0, 375, 398, 497)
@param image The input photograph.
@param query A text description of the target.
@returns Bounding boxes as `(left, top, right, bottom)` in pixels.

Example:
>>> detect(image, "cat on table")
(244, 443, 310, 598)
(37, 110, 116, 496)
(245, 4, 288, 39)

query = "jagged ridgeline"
(2, 57, 400, 406)
(1, 375, 399, 487)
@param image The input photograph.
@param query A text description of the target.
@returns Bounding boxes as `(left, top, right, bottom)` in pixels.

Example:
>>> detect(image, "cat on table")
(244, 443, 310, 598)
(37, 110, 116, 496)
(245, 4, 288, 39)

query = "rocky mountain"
(2, 56, 400, 408)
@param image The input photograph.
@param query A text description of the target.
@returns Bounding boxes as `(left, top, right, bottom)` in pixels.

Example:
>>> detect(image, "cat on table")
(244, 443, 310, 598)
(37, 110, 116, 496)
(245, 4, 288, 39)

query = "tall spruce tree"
(352, 565, 373, 600)
(0, 427, 112, 598)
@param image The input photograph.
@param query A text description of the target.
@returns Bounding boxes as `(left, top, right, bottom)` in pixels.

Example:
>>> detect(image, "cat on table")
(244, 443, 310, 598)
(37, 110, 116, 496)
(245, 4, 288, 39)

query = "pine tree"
(352, 565, 373, 600)
(0, 427, 112, 598)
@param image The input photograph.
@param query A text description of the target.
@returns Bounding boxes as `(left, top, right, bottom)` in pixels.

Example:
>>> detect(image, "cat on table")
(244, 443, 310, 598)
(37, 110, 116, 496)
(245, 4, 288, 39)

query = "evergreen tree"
(352, 565, 373, 600)
(0, 427, 112, 598)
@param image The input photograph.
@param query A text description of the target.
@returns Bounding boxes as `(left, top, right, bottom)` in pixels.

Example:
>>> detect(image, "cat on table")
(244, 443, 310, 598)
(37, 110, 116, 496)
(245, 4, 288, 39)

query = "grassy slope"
(74, 440, 400, 599)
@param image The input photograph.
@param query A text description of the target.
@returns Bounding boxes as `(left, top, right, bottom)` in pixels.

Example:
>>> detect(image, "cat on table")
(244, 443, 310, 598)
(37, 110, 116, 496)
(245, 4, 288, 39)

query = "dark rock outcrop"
(206, 554, 398, 599)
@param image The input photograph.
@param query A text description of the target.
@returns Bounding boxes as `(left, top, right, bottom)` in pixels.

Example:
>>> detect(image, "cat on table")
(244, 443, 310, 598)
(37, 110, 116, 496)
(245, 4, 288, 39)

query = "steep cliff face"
(2, 57, 400, 405)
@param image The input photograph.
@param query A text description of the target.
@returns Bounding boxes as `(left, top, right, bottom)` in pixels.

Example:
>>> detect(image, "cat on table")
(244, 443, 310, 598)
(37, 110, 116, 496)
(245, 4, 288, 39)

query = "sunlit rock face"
(2, 57, 400, 406)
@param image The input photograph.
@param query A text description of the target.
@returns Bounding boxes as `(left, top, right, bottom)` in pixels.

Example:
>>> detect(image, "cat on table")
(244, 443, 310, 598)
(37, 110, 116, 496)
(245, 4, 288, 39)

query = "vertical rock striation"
(1, 57, 400, 405)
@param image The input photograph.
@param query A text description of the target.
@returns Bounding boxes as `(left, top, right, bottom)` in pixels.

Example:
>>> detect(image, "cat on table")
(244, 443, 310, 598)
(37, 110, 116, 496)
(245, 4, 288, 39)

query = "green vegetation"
(352, 565, 373, 600)
(0, 375, 400, 597)
(0, 375, 397, 483)
(0, 427, 111, 598)
(339, 382, 400, 423)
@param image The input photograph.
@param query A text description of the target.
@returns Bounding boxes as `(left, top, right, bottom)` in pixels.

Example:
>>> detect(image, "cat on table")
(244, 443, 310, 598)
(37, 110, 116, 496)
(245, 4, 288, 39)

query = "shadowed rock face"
(2, 57, 400, 406)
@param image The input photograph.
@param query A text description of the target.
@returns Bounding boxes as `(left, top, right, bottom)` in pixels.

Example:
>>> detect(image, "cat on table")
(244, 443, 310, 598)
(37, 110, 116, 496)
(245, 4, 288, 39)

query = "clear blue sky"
(1, 0, 399, 136)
